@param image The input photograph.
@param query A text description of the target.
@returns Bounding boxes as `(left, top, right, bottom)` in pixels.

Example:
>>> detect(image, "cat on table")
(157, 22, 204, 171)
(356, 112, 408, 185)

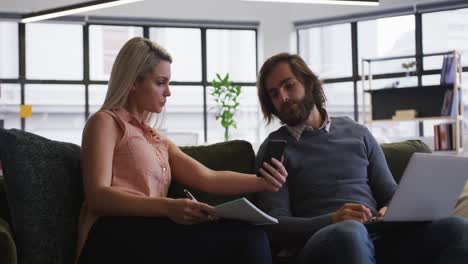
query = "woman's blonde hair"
(100, 37, 172, 126)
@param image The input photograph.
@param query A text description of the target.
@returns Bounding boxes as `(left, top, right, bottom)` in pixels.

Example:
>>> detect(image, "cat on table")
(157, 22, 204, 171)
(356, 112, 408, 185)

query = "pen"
(183, 189, 198, 202)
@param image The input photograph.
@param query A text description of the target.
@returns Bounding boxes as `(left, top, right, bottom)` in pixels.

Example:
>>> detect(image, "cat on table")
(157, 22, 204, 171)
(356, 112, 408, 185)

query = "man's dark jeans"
(296, 216, 468, 264)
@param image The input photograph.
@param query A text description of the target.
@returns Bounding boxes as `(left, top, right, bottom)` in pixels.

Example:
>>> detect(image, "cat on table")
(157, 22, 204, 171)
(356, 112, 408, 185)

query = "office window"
(0, 22, 18, 78)
(423, 8, 468, 70)
(0, 15, 258, 145)
(25, 84, 85, 145)
(88, 85, 107, 115)
(358, 15, 415, 75)
(367, 121, 419, 143)
(0, 84, 20, 129)
(359, 79, 419, 143)
(207, 86, 260, 144)
(357, 77, 419, 141)
(161, 86, 204, 146)
(357, 77, 418, 124)
(207, 29, 256, 83)
(299, 24, 352, 79)
(361, 76, 418, 91)
(358, 77, 419, 108)
(89, 25, 143, 80)
(150, 28, 202, 82)
(422, 74, 443, 86)
(26, 23, 83, 80)
(322, 82, 354, 119)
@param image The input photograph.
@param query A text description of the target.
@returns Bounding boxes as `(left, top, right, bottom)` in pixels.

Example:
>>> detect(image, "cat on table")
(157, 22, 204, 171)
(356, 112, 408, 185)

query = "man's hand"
(331, 203, 372, 224)
(377, 206, 388, 218)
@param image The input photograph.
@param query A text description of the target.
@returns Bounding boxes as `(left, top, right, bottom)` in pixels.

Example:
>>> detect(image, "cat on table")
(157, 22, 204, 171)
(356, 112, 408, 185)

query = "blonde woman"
(76, 37, 287, 264)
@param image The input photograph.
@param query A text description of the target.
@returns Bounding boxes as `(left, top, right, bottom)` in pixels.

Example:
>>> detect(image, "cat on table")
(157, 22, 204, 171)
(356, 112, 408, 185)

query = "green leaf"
(210, 72, 243, 141)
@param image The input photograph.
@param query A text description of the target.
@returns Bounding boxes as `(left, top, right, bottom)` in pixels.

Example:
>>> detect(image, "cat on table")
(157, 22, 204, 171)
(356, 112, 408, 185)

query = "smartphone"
(264, 139, 287, 166)
(258, 139, 287, 177)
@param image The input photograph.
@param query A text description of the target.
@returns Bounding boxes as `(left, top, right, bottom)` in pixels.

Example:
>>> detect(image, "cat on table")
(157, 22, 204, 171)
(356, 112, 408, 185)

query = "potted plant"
(210, 73, 242, 141)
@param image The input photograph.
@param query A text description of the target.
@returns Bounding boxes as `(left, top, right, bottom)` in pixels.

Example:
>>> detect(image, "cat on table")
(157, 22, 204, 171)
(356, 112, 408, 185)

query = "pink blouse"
(76, 107, 172, 257)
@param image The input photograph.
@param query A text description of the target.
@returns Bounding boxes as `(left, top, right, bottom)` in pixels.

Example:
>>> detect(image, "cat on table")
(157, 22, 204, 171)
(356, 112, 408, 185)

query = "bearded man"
(254, 52, 468, 264)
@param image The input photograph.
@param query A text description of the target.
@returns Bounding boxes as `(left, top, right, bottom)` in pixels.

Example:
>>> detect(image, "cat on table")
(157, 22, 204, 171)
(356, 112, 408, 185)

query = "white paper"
(215, 197, 278, 225)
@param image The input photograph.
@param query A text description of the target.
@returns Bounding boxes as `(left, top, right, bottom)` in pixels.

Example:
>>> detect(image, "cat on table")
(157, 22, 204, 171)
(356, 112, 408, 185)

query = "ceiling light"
(241, 0, 379, 6)
(21, 0, 144, 23)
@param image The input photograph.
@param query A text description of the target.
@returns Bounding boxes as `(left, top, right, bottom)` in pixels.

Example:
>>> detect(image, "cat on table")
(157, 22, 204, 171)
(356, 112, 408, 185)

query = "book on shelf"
(450, 89, 462, 116)
(434, 125, 440, 151)
(440, 54, 462, 117)
(448, 124, 454, 150)
(441, 89, 453, 116)
(433, 122, 463, 151)
(440, 88, 462, 117)
(440, 55, 448, 85)
(440, 55, 461, 86)
(439, 124, 450, 150)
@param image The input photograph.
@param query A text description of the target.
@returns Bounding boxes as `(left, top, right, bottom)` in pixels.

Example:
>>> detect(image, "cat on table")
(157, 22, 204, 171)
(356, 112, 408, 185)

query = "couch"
(0, 128, 467, 264)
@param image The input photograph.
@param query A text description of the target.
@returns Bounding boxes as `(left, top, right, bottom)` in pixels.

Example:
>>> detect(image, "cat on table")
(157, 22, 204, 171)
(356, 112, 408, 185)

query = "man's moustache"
(280, 100, 300, 111)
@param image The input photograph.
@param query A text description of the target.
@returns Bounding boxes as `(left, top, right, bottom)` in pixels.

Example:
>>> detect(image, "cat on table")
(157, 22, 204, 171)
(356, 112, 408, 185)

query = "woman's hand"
(166, 198, 216, 225)
(258, 157, 288, 192)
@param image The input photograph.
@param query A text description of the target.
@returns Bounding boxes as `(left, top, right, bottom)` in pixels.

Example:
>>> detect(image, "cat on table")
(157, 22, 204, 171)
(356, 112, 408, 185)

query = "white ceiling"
(0, 0, 443, 59)
(0, 0, 441, 21)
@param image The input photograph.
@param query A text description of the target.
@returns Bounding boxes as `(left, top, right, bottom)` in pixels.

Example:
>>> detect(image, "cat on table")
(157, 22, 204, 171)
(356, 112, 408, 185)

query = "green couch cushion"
(0, 217, 17, 264)
(0, 129, 82, 264)
(169, 140, 256, 206)
(454, 182, 468, 218)
(380, 139, 432, 183)
(0, 178, 10, 225)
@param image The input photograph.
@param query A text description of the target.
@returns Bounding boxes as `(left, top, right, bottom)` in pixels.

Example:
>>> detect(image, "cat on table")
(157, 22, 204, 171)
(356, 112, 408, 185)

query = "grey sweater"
(255, 117, 397, 248)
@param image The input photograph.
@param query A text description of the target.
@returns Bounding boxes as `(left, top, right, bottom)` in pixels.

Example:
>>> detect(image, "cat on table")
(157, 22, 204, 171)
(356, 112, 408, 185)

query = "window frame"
(0, 15, 259, 143)
(296, 2, 468, 136)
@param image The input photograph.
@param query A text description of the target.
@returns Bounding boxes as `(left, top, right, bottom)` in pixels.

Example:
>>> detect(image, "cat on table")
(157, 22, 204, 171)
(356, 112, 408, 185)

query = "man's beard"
(278, 90, 315, 126)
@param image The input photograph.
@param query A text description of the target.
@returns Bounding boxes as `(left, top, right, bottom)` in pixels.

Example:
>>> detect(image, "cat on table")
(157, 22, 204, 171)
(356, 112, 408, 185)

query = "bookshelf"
(361, 50, 464, 153)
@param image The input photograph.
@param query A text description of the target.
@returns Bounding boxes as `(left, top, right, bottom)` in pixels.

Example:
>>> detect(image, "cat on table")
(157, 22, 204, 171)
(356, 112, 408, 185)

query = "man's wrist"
(330, 213, 336, 224)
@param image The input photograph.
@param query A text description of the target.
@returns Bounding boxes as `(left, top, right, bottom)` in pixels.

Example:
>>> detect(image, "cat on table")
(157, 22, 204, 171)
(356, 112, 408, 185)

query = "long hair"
(257, 52, 326, 124)
(100, 37, 172, 126)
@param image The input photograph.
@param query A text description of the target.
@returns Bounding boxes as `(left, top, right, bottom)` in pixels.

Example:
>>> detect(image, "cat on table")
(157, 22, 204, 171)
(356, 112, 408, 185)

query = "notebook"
(215, 197, 278, 225)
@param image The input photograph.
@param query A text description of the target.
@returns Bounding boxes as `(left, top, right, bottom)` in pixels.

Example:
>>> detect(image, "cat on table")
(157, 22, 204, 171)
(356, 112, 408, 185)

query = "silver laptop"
(381, 152, 468, 222)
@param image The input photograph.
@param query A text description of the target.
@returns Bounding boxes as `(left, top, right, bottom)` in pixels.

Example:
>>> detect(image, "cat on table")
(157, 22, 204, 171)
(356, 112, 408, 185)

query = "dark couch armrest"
(0, 217, 17, 264)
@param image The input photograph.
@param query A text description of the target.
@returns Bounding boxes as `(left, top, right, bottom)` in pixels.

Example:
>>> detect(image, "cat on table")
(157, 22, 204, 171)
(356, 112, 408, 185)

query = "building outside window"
(358, 15, 415, 77)
(90, 25, 143, 81)
(0, 18, 258, 146)
(0, 21, 19, 130)
(206, 29, 258, 144)
(25, 23, 85, 143)
(298, 23, 354, 119)
(298, 9, 468, 144)
(422, 8, 468, 137)
(299, 23, 352, 79)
